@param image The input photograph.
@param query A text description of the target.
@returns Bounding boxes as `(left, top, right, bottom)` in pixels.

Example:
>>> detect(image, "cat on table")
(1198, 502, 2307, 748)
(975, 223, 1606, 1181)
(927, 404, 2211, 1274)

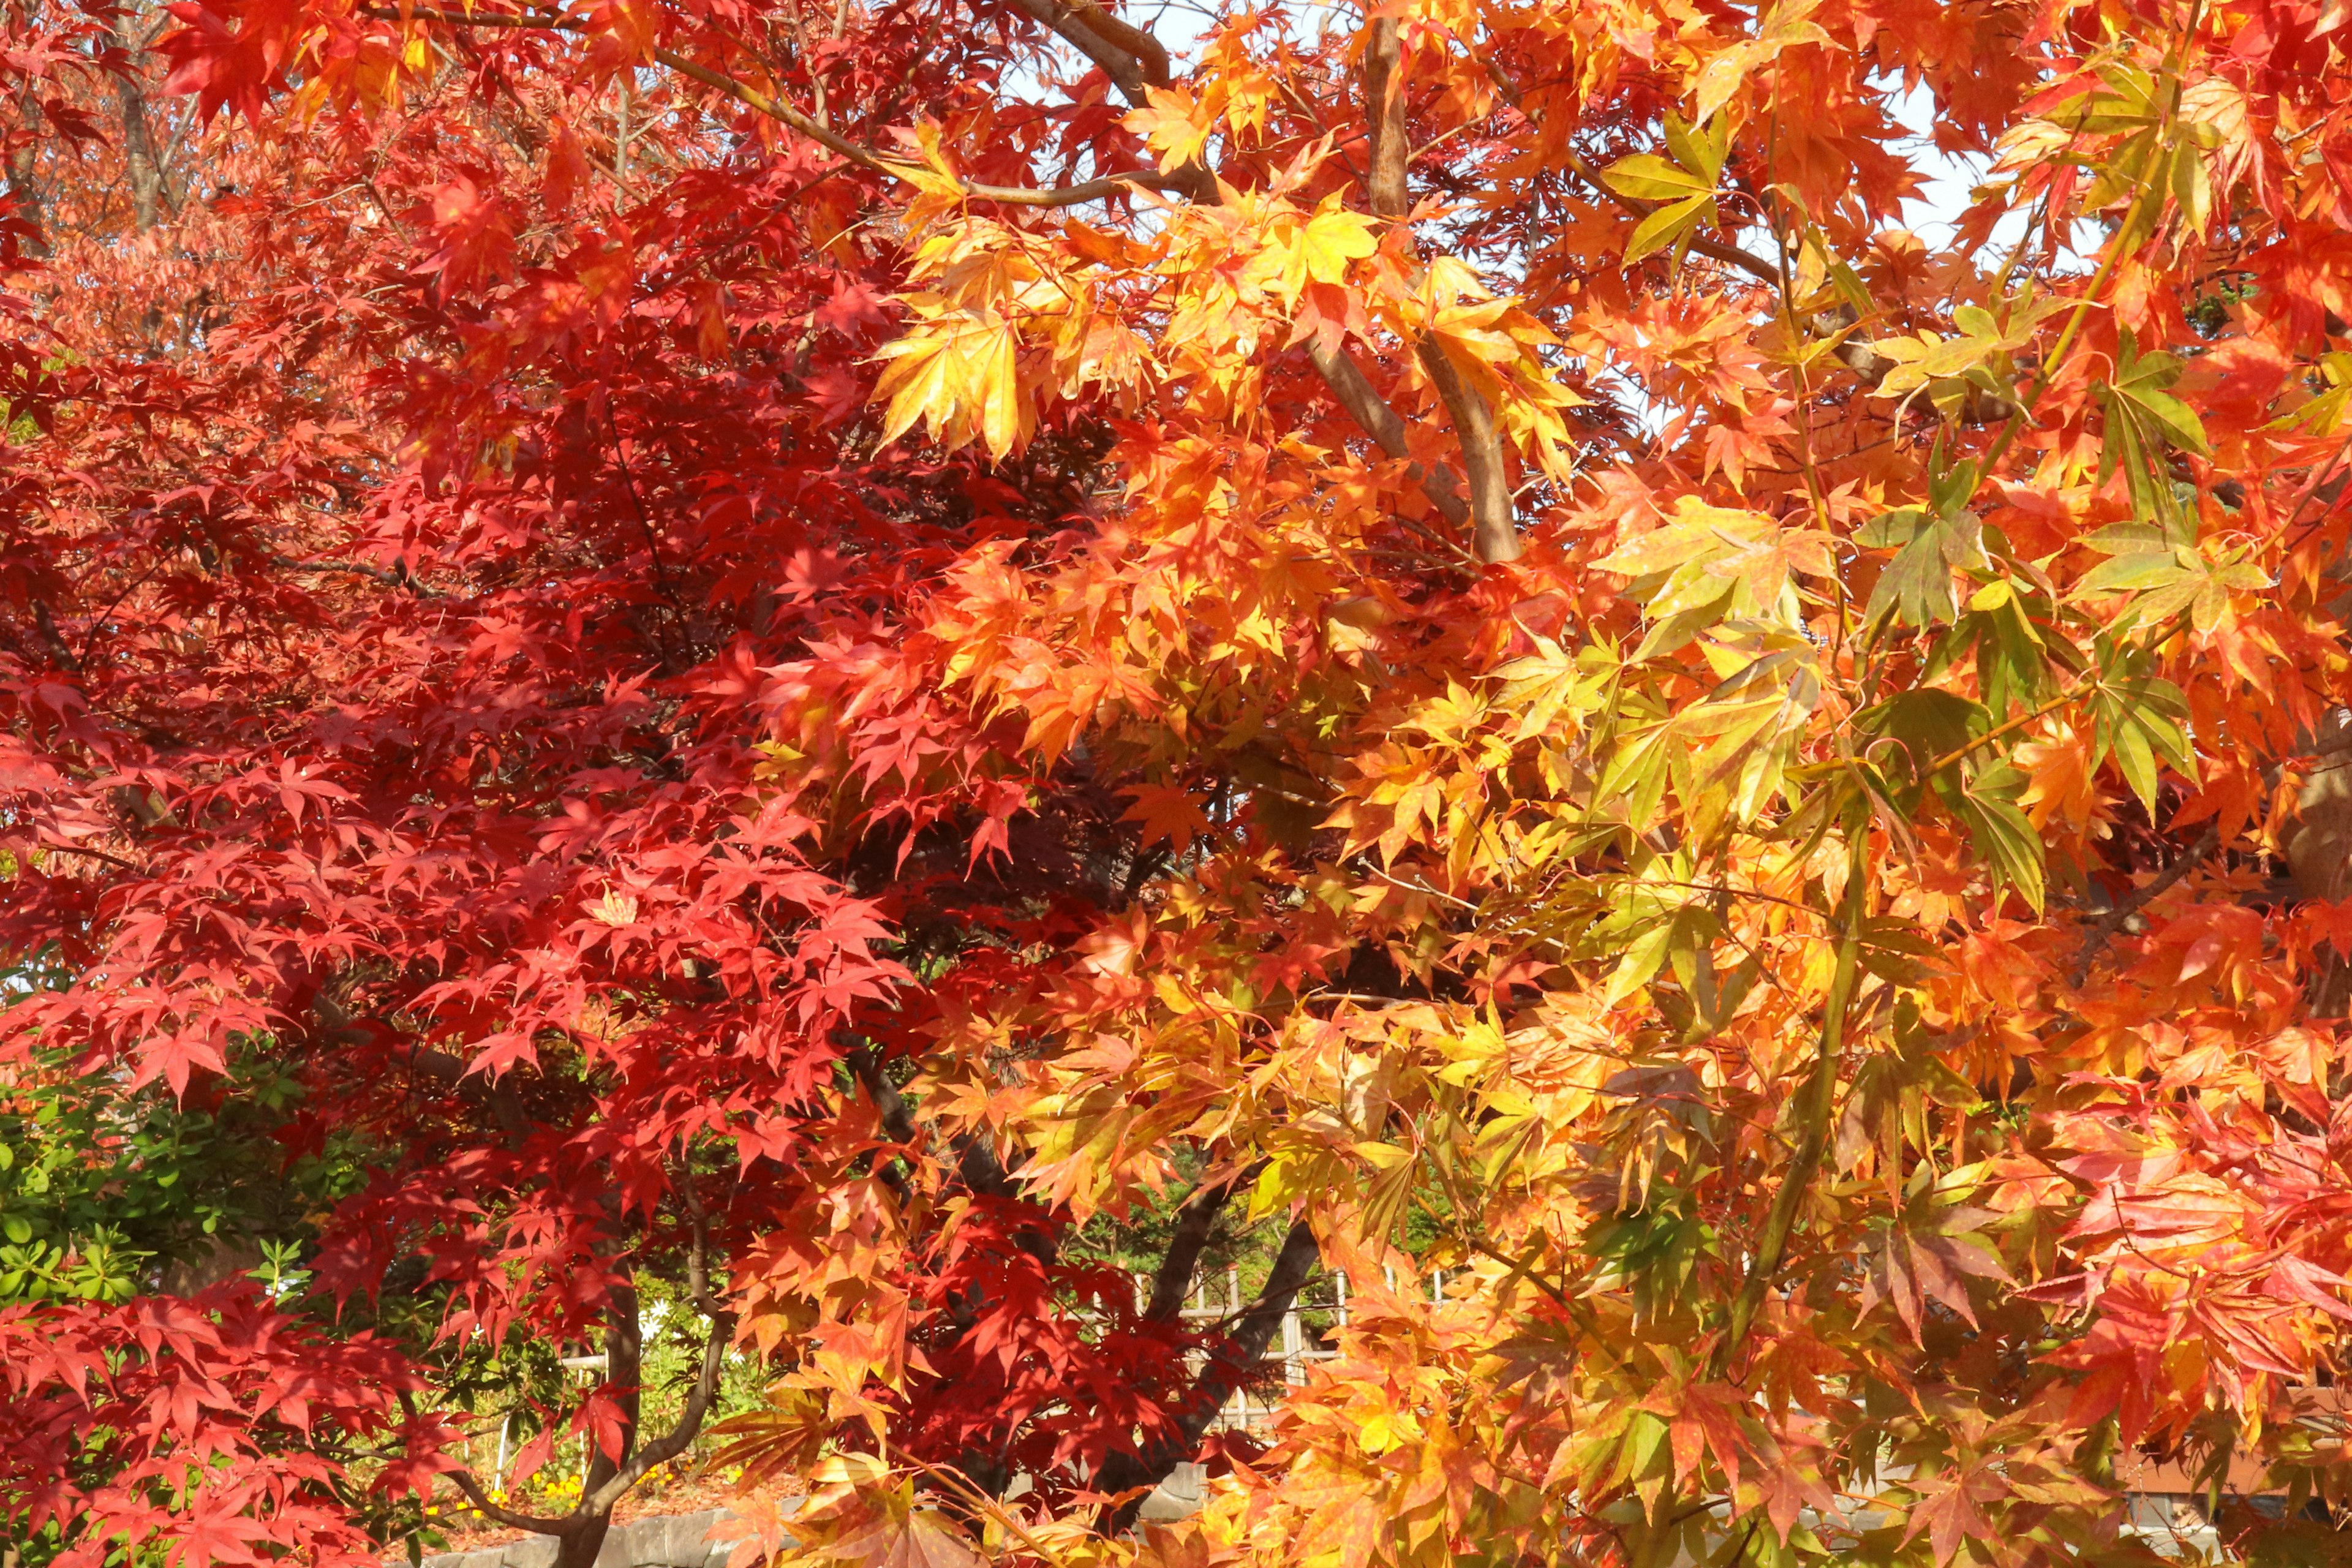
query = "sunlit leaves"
(2076, 521, 2267, 633)
(1126, 85, 1215, 173)
(418, 174, 519, 296)
(1856, 1166, 2012, 1342)
(1290, 201, 1378, 291)
(1945, 760, 2046, 913)
(1872, 295, 2064, 411)
(1858, 507, 1987, 631)
(2096, 334, 2213, 526)
(872, 307, 1027, 460)
(779, 1462, 986, 1568)
(1597, 496, 1832, 651)
(2086, 655, 2197, 812)
(1603, 118, 1727, 263)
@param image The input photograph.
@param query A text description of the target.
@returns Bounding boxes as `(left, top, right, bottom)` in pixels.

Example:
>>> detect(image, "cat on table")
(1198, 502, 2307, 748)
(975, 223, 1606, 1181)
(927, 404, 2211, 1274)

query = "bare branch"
(583, 1286, 737, 1515)
(1304, 341, 1471, 531)
(111, 7, 171, 229)
(444, 1468, 582, 1535)
(2070, 821, 2220, 986)
(1001, 0, 1148, 104)
(1413, 342, 1521, 564)
(848, 1044, 919, 1146)
(1362, 17, 1407, 218)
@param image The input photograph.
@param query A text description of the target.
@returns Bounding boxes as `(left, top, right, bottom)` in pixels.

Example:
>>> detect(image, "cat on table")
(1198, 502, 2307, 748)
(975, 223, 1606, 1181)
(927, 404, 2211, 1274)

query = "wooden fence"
(1144, 1268, 1447, 1431)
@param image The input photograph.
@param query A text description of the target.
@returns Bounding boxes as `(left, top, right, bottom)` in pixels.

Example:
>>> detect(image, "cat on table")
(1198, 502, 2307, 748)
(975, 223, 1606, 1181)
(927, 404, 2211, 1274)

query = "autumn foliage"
(5, 0, 2352, 1562)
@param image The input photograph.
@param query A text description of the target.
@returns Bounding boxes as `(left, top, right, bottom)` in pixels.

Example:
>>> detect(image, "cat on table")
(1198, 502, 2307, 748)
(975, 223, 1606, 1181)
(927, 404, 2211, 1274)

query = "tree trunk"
(1097, 1220, 1321, 1531)
(112, 5, 169, 231)
(2288, 709, 2352, 1015)
(555, 1278, 641, 1568)
(7, 86, 46, 257)
(157, 1235, 265, 1296)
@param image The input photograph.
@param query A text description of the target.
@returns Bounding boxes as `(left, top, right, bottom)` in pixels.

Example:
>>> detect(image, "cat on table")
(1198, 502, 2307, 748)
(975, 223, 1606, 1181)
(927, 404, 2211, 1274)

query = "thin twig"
(2070, 820, 2220, 986)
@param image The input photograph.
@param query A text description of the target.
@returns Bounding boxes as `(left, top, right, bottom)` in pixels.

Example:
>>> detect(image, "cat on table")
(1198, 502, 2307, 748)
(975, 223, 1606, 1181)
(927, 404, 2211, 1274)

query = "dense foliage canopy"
(5, 0, 2352, 1562)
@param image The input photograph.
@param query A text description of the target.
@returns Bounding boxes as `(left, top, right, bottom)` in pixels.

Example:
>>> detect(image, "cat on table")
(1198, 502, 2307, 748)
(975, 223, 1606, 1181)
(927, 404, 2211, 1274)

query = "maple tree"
(7, 0, 2352, 1561)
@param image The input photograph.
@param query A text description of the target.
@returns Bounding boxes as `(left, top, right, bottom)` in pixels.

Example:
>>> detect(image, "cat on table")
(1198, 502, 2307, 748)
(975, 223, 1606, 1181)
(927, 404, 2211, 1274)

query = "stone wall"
(416, 1509, 741, 1568)
(412, 1467, 1218, 1568)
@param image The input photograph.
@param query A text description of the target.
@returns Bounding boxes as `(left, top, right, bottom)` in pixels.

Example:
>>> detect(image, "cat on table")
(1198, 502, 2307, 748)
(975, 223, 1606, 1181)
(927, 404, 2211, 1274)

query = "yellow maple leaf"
(1297, 201, 1377, 288)
(870, 308, 1026, 460)
(1124, 85, 1212, 174)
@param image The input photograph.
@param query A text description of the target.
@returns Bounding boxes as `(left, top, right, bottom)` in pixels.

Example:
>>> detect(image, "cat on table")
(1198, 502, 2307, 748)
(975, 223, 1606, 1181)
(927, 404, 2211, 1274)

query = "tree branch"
(582, 1208, 736, 1517)
(444, 1469, 582, 1536)
(1096, 1219, 1321, 1528)
(2073, 723, 2352, 984)
(110, 7, 170, 230)
(1412, 343, 1521, 563)
(386, 1027, 532, 1142)
(1304, 341, 1472, 530)
(1000, 0, 1153, 104)
(846, 1044, 1052, 1267)
(270, 552, 447, 598)
(2070, 820, 2220, 986)
(1362, 17, 1408, 219)
(1142, 1166, 1258, 1321)
(1362, 16, 1518, 564)
(848, 1044, 919, 1147)
(432, 1196, 739, 1539)
(1180, 1218, 1319, 1437)
(1060, 0, 1170, 88)
(356, 6, 1187, 207)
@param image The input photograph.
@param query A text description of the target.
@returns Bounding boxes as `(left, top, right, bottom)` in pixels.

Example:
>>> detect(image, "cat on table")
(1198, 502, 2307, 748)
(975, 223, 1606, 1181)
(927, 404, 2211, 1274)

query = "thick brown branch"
(270, 552, 447, 598)
(1098, 1219, 1321, 1528)
(846, 1046, 1053, 1270)
(27, 597, 82, 674)
(1001, 0, 1151, 104)
(390, 1030, 532, 1142)
(1063, 0, 1169, 88)
(1305, 341, 1471, 531)
(1182, 1218, 1320, 1434)
(1362, 17, 1408, 218)
(111, 8, 170, 230)
(1414, 343, 1521, 564)
(581, 1212, 737, 1520)
(1361, 17, 1518, 564)
(1142, 1167, 1258, 1321)
(444, 1470, 580, 1536)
